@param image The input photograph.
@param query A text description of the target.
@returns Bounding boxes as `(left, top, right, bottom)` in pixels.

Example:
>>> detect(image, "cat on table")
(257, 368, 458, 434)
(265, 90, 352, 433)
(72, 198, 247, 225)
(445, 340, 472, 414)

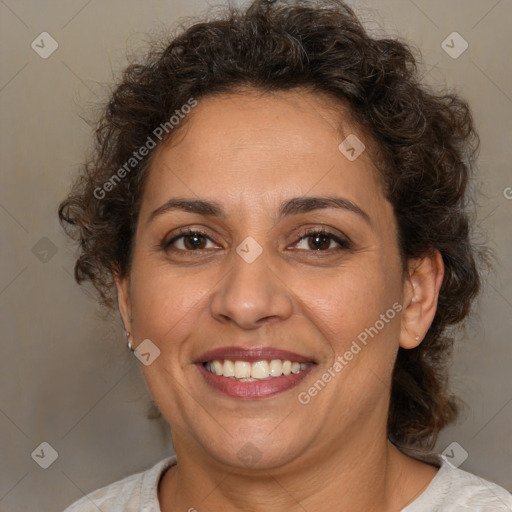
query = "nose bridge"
(210, 236, 293, 329)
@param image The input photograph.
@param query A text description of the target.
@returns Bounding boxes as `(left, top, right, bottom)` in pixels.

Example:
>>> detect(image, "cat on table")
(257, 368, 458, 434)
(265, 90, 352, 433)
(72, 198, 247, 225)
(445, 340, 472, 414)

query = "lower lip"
(197, 363, 314, 400)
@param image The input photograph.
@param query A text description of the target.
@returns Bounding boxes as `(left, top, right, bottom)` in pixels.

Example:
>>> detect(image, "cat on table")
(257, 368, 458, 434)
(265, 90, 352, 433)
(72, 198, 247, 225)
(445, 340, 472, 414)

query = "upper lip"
(195, 346, 316, 364)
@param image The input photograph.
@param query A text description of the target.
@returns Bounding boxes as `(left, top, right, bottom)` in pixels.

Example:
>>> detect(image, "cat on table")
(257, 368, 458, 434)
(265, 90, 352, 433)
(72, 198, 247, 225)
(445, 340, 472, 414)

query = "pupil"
(186, 233, 205, 250)
(310, 234, 329, 250)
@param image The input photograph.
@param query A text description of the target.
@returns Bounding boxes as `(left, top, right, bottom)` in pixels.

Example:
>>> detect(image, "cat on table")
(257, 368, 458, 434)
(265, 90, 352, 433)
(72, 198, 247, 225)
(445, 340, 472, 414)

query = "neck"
(158, 433, 436, 512)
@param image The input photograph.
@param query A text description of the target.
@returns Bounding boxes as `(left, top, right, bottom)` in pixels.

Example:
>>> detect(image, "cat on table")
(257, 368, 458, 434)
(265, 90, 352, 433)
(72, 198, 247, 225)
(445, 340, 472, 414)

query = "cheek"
(295, 260, 401, 341)
(128, 260, 209, 348)
(304, 264, 402, 401)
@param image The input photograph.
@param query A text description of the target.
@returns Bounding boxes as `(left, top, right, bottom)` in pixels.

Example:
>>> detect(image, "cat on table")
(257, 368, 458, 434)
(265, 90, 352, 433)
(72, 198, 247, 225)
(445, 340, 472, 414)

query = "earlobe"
(399, 250, 444, 349)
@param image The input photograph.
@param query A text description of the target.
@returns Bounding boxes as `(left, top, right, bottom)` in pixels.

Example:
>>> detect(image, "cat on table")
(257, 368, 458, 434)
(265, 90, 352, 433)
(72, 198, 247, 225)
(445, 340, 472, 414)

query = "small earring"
(125, 331, 134, 352)
(415, 335, 420, 341)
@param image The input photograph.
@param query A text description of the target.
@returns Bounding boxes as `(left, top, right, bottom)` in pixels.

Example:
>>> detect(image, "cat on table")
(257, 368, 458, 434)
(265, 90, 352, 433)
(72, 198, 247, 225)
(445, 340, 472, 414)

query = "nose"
(209, 243, 294, 330)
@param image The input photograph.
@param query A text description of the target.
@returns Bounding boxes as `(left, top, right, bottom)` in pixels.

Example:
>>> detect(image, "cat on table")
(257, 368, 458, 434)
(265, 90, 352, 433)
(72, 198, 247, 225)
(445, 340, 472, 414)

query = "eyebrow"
(147, 196, 371, 225)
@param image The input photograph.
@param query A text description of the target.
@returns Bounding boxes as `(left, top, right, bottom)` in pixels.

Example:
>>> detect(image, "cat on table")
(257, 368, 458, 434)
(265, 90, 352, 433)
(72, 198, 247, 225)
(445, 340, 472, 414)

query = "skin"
(115, 88, 444, 512)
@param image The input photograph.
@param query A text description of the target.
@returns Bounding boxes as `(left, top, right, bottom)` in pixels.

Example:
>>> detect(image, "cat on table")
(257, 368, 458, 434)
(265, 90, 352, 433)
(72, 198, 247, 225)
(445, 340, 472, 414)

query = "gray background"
(0, 0, 510, 510)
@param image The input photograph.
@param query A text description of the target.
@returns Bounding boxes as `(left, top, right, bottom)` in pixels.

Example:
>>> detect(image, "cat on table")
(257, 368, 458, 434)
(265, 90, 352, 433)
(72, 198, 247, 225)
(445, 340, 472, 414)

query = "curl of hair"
(59, 0, 483, 449)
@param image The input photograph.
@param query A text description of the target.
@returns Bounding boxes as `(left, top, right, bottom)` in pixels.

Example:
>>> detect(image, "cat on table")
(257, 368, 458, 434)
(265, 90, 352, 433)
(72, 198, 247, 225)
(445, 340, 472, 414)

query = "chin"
(196, 425, 308, 471)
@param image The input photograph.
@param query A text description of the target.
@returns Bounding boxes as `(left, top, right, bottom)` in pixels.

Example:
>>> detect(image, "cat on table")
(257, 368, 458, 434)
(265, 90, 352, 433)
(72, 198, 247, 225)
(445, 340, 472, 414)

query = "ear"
(113, 265, 132, 334)
(399, 250, 444, 349)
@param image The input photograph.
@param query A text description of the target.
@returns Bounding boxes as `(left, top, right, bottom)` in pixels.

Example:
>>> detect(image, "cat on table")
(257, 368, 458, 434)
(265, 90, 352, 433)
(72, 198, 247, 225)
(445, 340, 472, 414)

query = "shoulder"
(62, 455, 177, 512)
(404, 459, 512, 511)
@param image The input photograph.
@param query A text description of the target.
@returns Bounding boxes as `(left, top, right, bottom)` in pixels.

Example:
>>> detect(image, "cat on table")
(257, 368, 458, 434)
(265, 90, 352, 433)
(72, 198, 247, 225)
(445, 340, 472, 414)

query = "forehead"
(140, 88, 390, 223)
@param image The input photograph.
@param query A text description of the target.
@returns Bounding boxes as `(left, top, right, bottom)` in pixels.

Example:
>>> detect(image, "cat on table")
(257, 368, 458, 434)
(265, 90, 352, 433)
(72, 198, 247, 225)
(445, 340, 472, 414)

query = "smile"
(204, 359, 309, 381)
(195, 346, 316, 399)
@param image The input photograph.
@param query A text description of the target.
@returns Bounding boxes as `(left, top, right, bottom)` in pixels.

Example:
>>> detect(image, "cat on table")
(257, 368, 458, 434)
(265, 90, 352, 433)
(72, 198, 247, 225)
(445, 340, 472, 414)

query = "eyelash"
(162, 227, 352, 255)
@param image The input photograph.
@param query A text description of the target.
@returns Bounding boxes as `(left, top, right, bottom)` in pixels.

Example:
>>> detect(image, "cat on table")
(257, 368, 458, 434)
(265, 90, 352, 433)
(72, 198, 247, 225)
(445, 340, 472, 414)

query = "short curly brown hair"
(59, 0, 484, 450)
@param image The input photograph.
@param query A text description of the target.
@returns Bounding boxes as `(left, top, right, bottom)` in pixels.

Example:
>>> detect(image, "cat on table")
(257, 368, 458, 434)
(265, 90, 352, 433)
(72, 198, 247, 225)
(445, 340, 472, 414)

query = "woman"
(59, 0, 511, 510)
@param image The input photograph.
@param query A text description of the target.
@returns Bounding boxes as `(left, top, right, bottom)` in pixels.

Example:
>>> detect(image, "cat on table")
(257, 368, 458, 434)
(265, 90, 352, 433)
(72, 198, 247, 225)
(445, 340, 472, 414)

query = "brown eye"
(307, 233, 331, 250)
(163, 230, 214, 251)
(294, 229, 351, 252)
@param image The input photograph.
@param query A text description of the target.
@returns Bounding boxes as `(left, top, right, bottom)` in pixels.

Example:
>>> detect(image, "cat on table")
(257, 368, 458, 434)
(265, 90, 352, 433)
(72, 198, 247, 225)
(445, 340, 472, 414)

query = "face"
(116, 89, 434, 471)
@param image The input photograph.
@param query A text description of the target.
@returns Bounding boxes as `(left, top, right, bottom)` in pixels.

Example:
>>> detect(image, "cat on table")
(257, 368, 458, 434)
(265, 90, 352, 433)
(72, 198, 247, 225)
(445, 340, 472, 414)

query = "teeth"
(291, 362, 301, 374)
(269, 359, 283, 377)
(251, 361, 270, 379)
(213, 360, 223, 375)
(234, 361, 251, 379)
(205, 359, 308, 380)
(223, 360, 235, 377)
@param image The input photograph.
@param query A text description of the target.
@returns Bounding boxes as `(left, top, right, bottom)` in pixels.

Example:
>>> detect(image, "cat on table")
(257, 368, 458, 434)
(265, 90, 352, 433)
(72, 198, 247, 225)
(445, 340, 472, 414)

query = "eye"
(163, 229, 218, 252)
(161, 228, 351, 254)
(293, 229, 351, 252)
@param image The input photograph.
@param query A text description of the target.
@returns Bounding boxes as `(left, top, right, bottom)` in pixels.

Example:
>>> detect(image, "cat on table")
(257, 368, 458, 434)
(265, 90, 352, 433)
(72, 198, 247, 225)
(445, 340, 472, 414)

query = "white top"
(63, 455, 512, 511)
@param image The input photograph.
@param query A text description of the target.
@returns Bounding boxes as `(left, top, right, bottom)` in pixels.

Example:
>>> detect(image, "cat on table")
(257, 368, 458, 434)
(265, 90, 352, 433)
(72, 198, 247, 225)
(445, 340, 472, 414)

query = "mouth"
(203, 359, 309, 380)
(195, 347, 316, 400)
